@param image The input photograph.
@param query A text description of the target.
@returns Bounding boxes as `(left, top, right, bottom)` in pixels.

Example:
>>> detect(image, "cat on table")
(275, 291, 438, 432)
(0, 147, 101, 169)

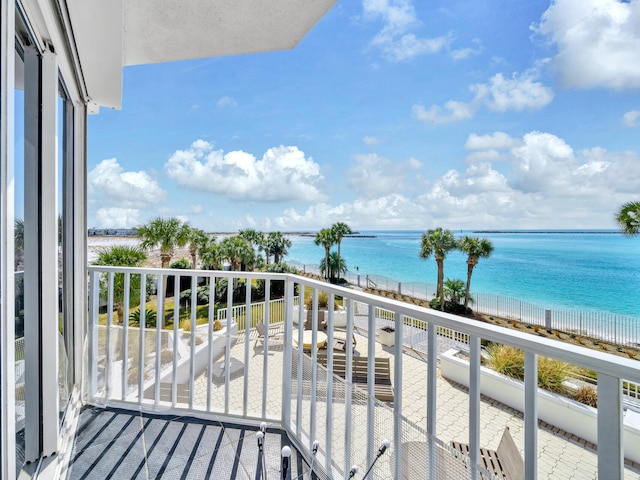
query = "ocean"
(286, 230, 640, 318)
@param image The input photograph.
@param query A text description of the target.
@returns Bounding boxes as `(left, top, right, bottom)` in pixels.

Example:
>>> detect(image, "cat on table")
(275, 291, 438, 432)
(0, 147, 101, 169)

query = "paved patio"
(188, 326, 640, 479)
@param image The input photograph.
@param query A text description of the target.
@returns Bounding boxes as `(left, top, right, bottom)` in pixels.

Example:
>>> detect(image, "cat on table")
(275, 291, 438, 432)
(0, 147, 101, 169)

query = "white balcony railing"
(87, 266, 640, 480)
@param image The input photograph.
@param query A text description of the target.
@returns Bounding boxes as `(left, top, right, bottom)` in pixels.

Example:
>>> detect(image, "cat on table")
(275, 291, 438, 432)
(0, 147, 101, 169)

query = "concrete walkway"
(185, 327, 640, 479)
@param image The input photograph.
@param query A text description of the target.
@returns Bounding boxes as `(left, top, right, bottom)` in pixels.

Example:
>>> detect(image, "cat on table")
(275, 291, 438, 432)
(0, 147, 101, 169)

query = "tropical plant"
(419, 228, 457, 308)
(485, 344, 572, 394)
(331, 222, 352, 279)
(15, 218, 24, 251)
(199, 236, 222, 270)
(93, 245, 147, 323)
(137, 217, 190, 269)
(187, 227, 210, 268)
(239, 228, 266, 263)
(170, 258, 192, 269)
(443, 278, 466, 305)
(319, 251, 347, 284)
(265, 231, 291, 264)
(458, 236, 494, 309)
(615, 201, 640, 235)
(314, 228, 336, 281)
(128, 308, 157, 328)
(257, 262, 298, 298)
(220, 235, 256, 271)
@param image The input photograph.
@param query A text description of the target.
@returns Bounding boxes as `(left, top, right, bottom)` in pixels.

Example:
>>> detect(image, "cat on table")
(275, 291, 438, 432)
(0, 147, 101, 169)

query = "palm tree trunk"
(191, 249, 197, 269)
(337, 240, 341, 282)
(464, 262, 474, 309)
(324, 247, 330, 280)
(436, 258, 445, 308)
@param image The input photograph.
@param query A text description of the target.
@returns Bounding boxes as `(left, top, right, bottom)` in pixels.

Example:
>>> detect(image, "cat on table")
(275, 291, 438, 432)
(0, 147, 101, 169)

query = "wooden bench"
(317, 354, 394, 402)
(451, 427, 523, 480)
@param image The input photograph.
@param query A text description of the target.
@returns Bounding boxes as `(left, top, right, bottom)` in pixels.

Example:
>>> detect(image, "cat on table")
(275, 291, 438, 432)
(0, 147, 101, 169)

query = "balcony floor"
(63, 407, 312, 480)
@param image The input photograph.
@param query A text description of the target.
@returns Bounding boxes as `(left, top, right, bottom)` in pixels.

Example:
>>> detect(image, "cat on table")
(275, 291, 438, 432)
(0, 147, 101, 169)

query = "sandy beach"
(87, 235, 192, 268)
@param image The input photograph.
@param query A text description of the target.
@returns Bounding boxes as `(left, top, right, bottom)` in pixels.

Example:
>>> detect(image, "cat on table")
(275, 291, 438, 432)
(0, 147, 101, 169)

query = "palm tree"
(320, 251, 347, 283)
(199, 236, 222, 270)
(443, 278, 466, 306)
(419, 228, 457, 308)
(616, 201, 640, 236)
(266, 231, 292, 264)
(187, 227, 209, 268)
(314, 228, 336, 281)
(239, 228, 265, 260)
(137, 217, 190, 269)
(93, 245, 147, 323)
(458, 236, 494, 309)
(331, 222, 352, 279)
(220, 235, 255, 271)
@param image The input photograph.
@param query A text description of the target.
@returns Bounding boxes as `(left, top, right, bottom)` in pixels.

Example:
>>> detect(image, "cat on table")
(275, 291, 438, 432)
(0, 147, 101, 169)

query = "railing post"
(598, 374, 623, 479)
(88, 270, 100, 398)
(398, 282, 402, 295)
(524, 351, 538, 480)
(282, 278, 294, 427)
(545, 309, 552, 330)
(393, 310, 403, 480)
(469, 335, 481, 480)
(427, 322, 437, 479)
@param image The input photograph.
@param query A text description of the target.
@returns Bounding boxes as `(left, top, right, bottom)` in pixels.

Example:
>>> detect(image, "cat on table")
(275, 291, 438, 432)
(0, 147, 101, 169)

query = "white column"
(524, 351, 538, 480)
(468, 335, 481, 480)
(598, 374, 622, 479)
(0, 0, 17, 477)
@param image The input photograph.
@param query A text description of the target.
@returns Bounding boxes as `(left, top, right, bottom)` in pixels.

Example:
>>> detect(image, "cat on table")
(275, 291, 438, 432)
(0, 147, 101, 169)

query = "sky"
(87, 0, 640, 232)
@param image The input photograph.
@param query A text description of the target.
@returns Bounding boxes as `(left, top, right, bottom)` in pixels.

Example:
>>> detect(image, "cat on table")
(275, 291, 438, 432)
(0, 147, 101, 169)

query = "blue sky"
(87, 0, 640, 232)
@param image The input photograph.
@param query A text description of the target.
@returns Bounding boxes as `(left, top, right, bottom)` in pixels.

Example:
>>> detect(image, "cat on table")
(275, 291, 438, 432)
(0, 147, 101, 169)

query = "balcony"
(80, 265, 640, 479)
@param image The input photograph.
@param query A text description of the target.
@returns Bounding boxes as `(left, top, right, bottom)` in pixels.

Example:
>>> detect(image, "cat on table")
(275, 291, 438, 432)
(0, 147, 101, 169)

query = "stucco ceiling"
(65, 0, 337, 109)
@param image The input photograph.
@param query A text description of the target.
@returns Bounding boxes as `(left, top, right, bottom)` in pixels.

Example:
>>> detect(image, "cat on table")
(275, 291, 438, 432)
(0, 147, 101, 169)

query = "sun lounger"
(254, 321, 284, 349)
(450, 427, 523, 480)
(317, 354, 394, 402)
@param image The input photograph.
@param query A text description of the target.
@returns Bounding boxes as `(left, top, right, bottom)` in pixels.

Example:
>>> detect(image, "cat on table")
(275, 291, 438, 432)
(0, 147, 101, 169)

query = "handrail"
(86, 265, 640, 479)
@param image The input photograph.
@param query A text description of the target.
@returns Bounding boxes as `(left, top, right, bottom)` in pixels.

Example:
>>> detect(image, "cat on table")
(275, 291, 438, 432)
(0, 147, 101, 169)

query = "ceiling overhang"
(65, 0, 337, 110)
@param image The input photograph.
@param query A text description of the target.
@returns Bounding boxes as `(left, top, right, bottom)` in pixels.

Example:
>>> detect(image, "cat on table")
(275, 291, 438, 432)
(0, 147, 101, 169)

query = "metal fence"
(290, 261, 640, 346)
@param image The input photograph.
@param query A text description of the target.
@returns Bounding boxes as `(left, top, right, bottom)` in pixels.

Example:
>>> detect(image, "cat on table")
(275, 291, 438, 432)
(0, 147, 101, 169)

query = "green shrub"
(304, 290, 338, 310)
(170, 258, 192, 269)
(129, 308, 157, 328)
(485, 344, 572, 393)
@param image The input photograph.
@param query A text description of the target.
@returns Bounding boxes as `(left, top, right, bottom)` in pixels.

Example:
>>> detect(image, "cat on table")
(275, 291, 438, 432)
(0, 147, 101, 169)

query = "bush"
(213, 320, 223, 331)
(129, 308, 157, 328)
(428, 298, 469, 314)
(485, 344, 572, 393)
(573, 385, 598, 407)
(304, 290, 339, 310)
(170, 258, 192, 269)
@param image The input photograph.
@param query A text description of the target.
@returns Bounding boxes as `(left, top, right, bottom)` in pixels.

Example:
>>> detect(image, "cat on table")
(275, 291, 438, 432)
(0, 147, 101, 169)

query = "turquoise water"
(286, 230, 640, 318)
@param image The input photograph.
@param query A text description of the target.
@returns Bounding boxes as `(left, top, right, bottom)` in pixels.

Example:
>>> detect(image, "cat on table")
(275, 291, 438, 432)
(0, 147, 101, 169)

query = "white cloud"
(89, 158, 166, 208)
(363, 136, 382, 146)
(622, 109, 640, 126)
(363, 0, 451, 61)
(465, 132, 521, 150)
(217, 96, 238, 108)
(413, 70, 553, 125)
(412, 100, 476, 125)
(95, 208, 143, 228)
(347, 153, 422, 197)
(272, 130, 640, 230)
(535, 0, 640, 90)
(474, 71, 554, 112)
(165, 140, 326, 202)
(274, 194, 423, 230)
(450, 38, 483, 61)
